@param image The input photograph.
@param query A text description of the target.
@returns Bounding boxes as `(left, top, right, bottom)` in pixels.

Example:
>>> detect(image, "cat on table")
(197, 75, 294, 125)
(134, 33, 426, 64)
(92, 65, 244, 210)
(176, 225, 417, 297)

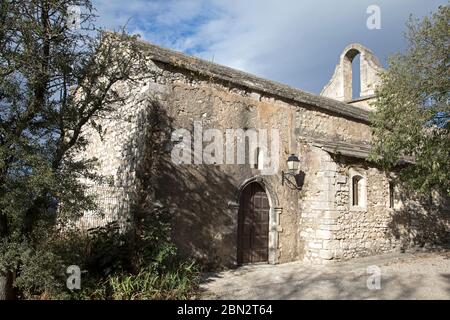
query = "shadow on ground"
(200, 251, 450, 300)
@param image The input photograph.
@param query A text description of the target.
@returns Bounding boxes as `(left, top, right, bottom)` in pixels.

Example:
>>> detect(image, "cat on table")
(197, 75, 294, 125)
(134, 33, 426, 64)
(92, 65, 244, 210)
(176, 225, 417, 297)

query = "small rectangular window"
(352, 176, 359, 206)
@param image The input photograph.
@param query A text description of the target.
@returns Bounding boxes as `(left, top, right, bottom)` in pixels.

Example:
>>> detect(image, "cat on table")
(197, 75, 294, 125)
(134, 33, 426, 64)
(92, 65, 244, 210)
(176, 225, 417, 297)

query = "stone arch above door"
(235, 176, 280, 208)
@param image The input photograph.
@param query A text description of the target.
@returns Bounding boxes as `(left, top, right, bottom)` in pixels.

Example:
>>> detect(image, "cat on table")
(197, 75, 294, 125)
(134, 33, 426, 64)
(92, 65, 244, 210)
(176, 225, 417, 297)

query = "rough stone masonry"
(76, 41, 450, 269)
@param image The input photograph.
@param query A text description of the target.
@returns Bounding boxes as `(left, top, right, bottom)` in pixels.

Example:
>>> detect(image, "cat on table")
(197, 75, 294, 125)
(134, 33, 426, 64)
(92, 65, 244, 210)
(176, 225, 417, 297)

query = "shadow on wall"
(115, 98, 239, 271)
(387, 188, 450, 250)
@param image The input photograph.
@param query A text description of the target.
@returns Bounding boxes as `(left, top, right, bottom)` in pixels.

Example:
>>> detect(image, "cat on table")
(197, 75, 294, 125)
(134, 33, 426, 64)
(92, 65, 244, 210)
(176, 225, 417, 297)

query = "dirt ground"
(200, 251, 450, 300)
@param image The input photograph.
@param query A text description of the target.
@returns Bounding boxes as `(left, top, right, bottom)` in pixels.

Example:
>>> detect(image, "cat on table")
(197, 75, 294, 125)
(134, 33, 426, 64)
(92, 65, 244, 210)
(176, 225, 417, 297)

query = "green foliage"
(84, 222, 130, 277)
(0, 228, 88, 299)
(78, 261, 199, 300)
(0, 0, 196, 300)
(78, 204, 199, 300)
(75, 218, 199, 301)
(0, 216, 199, 300)
(130, 203, 178, 272)
(370, 4, 450, 195)
(14, 248, 65, 299)
(1, 0, 148, 230)
(2, 201, 198, 299)
(83, 201, 178, 275)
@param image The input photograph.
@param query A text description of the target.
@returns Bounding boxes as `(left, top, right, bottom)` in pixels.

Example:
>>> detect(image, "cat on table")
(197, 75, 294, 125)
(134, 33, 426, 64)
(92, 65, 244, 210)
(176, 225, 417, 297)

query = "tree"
(370, 5, 450, 195)
(0, 0, 150, 299)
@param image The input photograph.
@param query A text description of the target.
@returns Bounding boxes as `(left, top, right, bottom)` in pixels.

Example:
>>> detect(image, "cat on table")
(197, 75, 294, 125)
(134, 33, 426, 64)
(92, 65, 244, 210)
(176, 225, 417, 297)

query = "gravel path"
(200, 251, 450, 299)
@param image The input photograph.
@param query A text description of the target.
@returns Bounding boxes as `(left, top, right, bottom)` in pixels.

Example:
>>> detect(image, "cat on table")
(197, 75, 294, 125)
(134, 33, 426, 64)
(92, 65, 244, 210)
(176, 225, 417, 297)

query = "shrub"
(1, 183, 199, 300)
(2, 217, 200, 300)
(78, 260, 199, 300)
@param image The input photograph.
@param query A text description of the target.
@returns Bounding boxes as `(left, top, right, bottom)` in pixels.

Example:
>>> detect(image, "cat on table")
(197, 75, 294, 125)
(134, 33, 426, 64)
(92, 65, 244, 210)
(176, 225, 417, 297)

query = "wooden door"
(237, 183, 269, 264)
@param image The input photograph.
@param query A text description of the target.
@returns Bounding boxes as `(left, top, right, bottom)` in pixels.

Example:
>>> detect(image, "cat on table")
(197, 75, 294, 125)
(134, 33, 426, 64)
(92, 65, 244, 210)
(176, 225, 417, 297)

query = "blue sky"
(93, 0, 448, 94)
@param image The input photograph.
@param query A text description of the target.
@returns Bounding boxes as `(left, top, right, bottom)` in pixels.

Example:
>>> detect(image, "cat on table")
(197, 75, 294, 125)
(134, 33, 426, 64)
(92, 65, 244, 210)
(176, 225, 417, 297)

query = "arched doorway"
(237, 182, 270, 264)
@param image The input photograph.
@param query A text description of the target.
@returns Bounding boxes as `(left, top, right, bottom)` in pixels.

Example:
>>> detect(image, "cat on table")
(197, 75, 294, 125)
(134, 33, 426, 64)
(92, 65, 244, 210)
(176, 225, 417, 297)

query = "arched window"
(350, 173, 366, 209)
(351, 53, 361, 99)
(352, 176, 362, 206)
(343, 48, 361, 100)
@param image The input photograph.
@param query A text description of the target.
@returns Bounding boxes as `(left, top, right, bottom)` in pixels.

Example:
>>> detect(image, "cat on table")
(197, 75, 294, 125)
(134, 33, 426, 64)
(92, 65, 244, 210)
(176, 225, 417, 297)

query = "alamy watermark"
(367, 5, 381, 30)
(66, 265, 81, 290)
(67, 5, 81, 30)
(366, 265, 381, 290)
(171, 121, 280, 175)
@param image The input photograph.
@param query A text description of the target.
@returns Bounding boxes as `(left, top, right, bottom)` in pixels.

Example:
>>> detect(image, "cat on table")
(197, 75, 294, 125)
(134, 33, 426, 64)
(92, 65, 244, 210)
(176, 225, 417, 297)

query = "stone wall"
(298, 144, 340, 264)
(302, 156, 450, 264)
(334, 163, 400, 260)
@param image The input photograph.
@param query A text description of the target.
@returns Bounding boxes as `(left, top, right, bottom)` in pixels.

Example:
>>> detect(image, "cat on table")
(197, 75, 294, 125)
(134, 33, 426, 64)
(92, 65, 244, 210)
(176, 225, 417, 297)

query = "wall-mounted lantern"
(282, 154, 302, 190)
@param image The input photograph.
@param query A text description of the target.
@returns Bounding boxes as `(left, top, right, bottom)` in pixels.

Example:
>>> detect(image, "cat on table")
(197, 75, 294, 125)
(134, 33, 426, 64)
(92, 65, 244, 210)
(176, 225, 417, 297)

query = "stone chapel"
(77, 41, 449, 268)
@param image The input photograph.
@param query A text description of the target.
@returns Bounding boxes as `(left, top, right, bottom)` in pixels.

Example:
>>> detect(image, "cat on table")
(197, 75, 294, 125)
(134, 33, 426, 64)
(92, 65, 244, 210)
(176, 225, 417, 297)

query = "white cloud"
(93, 0, 448, 93)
